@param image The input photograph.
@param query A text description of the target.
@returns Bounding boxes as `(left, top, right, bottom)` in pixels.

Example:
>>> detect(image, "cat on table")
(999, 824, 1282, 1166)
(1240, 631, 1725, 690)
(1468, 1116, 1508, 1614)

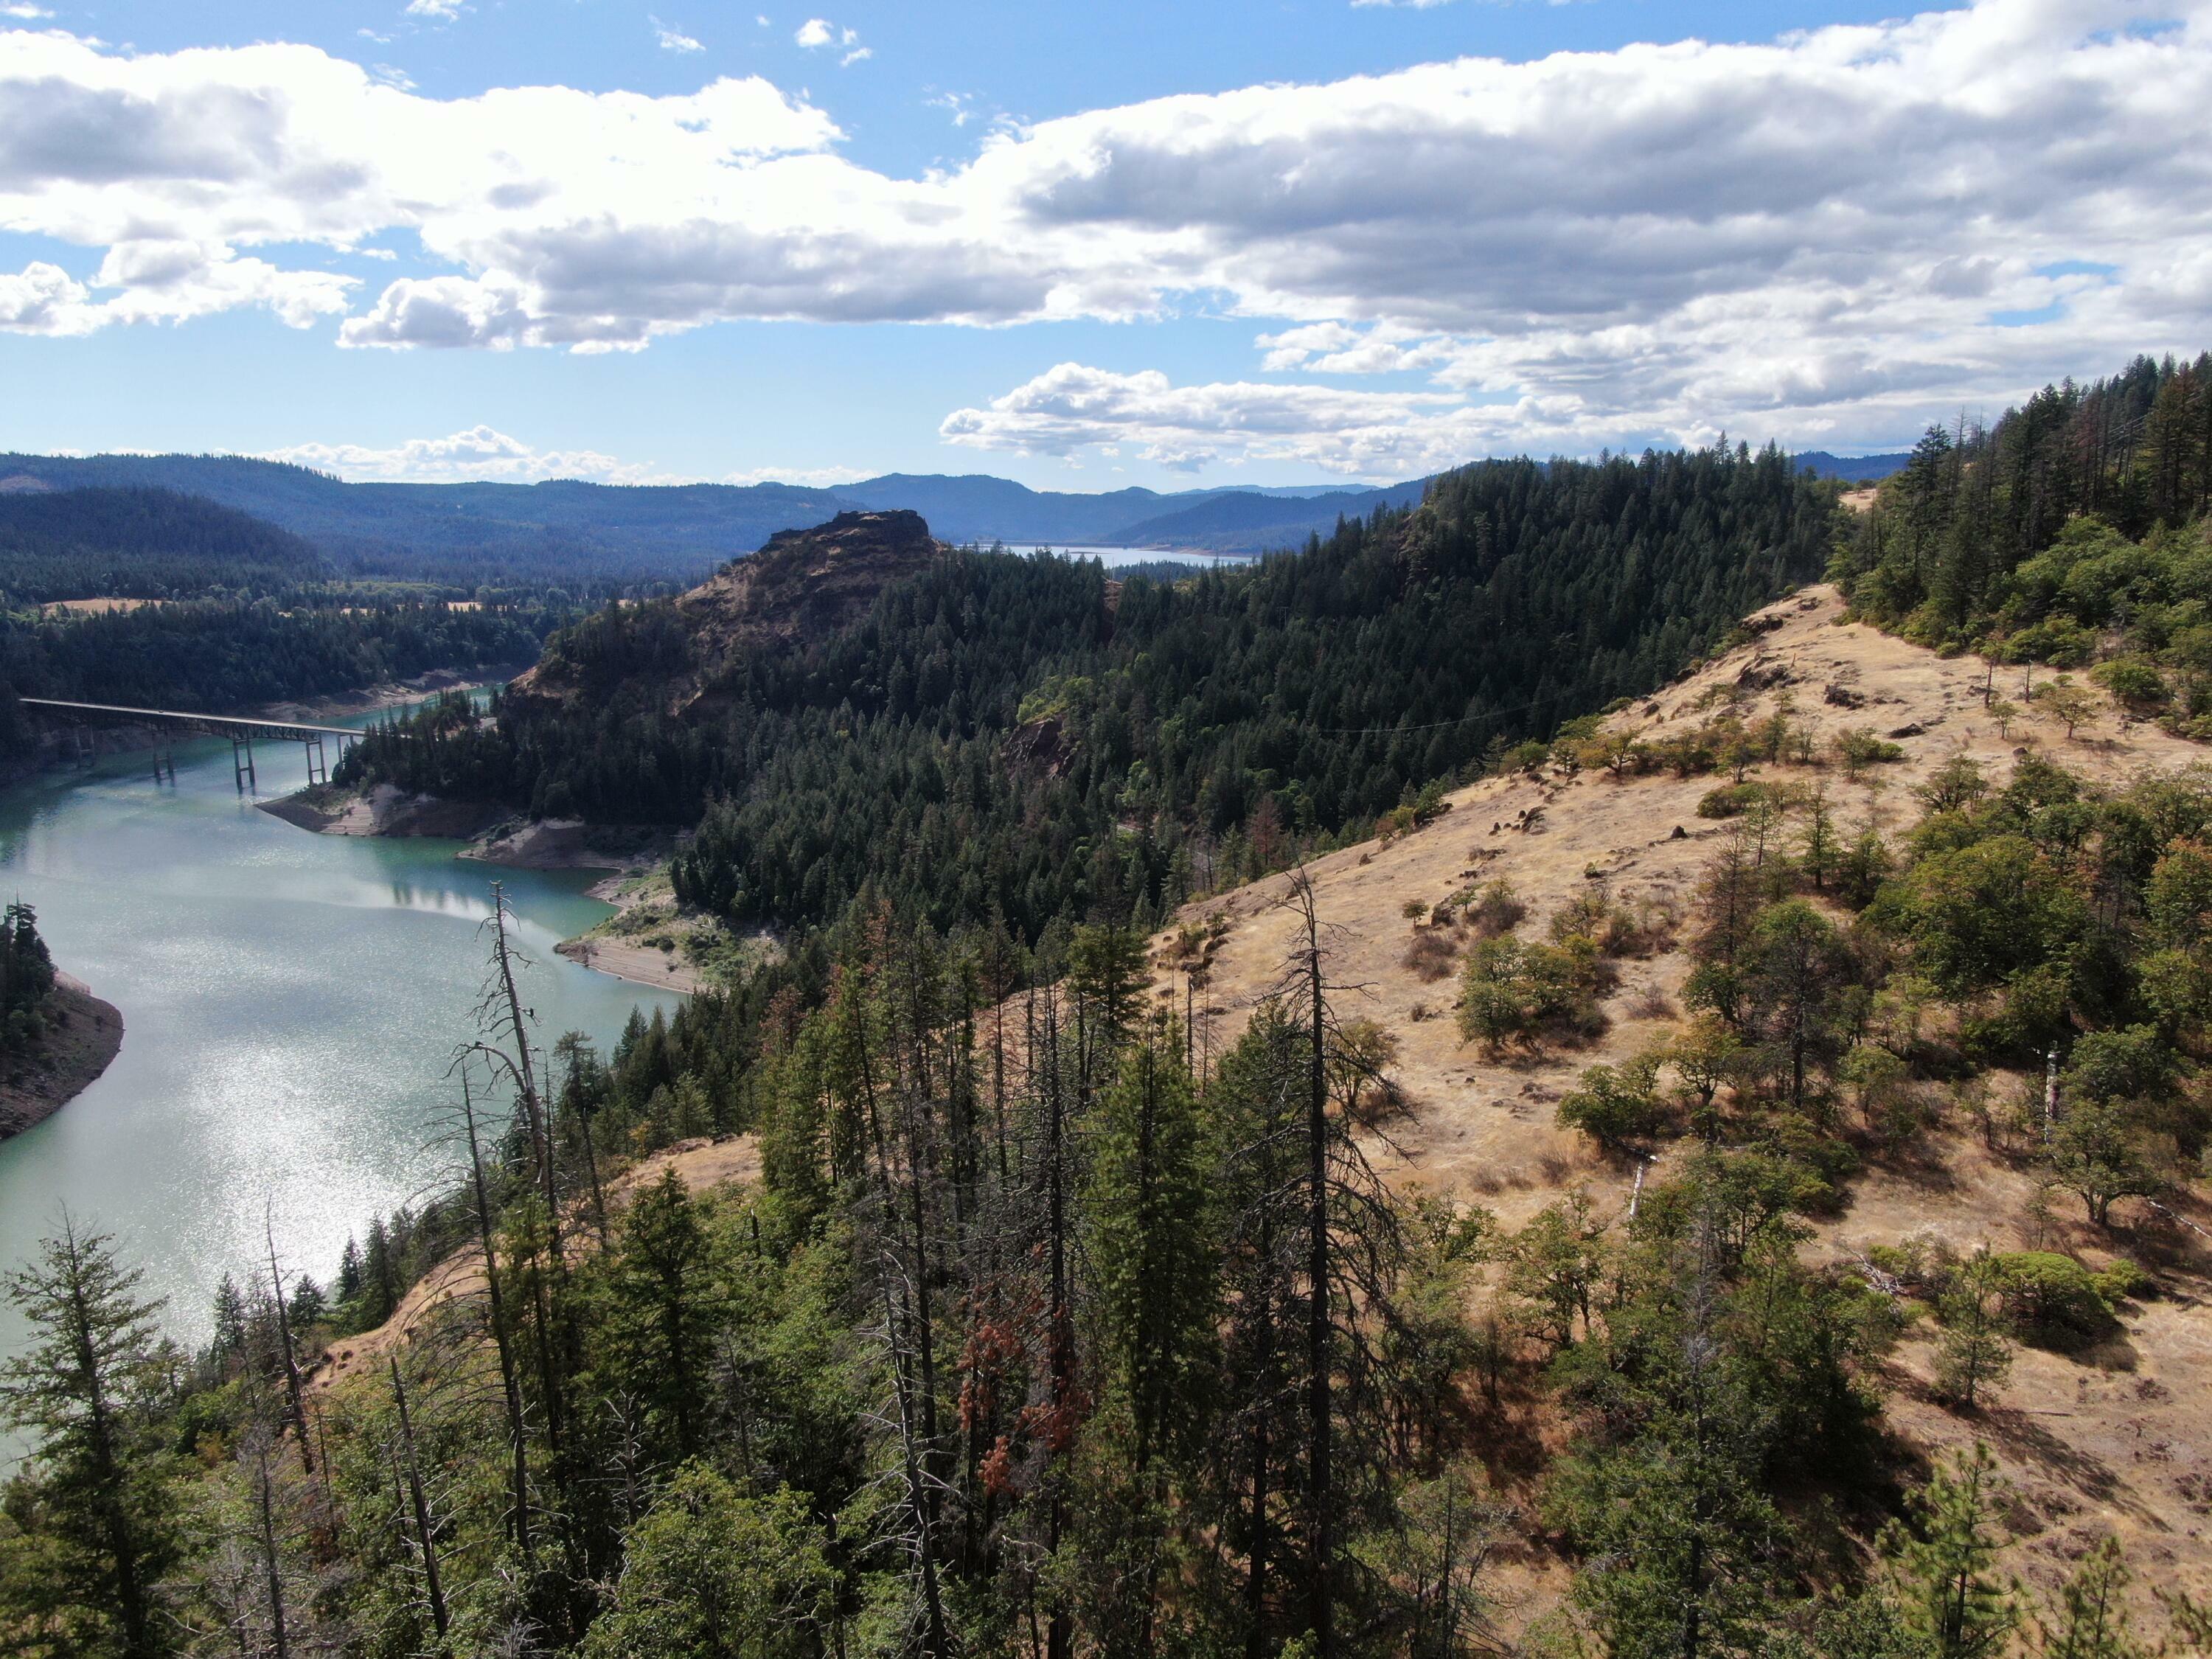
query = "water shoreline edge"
(0, 975, 123, 1144)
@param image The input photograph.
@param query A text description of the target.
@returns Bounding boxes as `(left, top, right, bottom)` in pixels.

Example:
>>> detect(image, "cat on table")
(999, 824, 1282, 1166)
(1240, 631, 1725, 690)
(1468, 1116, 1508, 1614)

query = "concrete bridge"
(21, 698, 361, 791)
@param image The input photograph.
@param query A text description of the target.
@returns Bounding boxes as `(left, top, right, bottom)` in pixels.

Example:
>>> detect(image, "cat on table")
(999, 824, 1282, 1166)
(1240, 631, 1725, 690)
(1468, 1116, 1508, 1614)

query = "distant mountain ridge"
(1795, 451, 1910, 482)
(0, 448, 1899, 580)
(0, 453, 1397, 577)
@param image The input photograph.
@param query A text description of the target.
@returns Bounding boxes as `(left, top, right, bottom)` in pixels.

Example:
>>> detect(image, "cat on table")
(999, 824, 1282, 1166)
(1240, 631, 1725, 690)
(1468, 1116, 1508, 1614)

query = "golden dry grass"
(1147, 583, 2212, 1613)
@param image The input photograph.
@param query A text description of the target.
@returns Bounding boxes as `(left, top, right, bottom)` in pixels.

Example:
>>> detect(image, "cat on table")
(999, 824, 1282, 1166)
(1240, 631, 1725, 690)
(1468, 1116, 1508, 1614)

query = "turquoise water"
(0, 712, 678, 1419)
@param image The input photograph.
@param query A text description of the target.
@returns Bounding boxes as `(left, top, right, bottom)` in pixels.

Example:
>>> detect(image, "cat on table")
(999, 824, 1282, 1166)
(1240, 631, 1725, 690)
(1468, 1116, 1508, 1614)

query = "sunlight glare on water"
(0, 714, 678, 1449)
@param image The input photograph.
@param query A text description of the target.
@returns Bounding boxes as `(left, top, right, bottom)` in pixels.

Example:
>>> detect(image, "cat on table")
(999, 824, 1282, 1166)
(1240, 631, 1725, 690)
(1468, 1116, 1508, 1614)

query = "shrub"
(1496, 739, 1551, 776)
(1833, 728, 1907, 779)
(1990, 1251, 2118, 1347)
(1697, 782, 1773, 819)
(1458, 935, 1605, 1056)
(2093, 656, 2169, 710)
(1556, 1055, 1665, 1150)
(1331, 1016, 1405, 1124)
(2090, 1256, 2152, 1304)
(1402, 930, 1460, 983)
(1464, 880, 1528, 939)
(2030, 677, 2101, 738)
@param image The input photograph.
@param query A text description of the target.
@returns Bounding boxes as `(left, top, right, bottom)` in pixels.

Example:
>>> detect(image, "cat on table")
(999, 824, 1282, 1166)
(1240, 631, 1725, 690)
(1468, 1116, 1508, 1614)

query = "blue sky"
(1, 0, 2207, 490)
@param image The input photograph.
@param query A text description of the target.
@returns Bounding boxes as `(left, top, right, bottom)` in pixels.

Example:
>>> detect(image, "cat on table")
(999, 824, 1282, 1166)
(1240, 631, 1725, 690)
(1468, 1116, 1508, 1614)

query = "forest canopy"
(347, 442, 1837, 943)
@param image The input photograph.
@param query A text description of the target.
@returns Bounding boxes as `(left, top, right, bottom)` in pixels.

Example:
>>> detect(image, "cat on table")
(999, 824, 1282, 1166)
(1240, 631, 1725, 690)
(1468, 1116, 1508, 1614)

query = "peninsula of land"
(0, 972, 122, 1141)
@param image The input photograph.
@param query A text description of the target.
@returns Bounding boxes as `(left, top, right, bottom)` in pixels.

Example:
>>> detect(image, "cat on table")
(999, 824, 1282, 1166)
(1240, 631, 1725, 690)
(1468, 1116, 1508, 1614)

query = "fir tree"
(0, 1217, 189, 1658)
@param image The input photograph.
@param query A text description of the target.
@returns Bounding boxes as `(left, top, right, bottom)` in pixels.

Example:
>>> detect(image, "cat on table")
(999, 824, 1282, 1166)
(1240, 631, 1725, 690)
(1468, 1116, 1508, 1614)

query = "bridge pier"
(232, 736, 257, 794)
(152, 747, 175, 785)
(304, 734, 327, 787)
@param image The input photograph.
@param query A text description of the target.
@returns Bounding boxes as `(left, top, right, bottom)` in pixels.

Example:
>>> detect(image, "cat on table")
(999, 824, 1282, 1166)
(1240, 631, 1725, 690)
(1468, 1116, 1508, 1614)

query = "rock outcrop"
(509, 509, 946, 717)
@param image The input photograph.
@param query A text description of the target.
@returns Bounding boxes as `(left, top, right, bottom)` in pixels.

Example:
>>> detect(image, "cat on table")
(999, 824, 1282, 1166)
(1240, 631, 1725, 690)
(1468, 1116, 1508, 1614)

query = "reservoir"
(0, 714, 678, 1420)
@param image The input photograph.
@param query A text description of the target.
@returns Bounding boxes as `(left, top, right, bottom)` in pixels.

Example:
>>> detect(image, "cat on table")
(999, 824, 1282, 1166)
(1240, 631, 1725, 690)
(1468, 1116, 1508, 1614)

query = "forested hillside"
(15, 347, 2212, 1655)
(0, 602, 538, 723)
(0, 486, 600, 751)
(0, 487, 330, 603)
(18, 587, 2212, 1657)
(345, 443, 1836, 942)
(1833, 349, 2212, 675)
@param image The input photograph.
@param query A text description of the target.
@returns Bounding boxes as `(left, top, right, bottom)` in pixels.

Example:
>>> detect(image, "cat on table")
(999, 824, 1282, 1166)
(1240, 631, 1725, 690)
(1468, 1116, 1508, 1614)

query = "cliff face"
(677, 509, 942, 681)
(510, 509, 945, 714)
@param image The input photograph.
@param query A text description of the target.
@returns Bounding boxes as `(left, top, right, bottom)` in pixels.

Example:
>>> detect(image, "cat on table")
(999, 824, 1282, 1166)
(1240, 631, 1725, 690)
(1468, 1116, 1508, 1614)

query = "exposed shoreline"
(259, 785, 706, 994)
(0, 975, 124, 1143)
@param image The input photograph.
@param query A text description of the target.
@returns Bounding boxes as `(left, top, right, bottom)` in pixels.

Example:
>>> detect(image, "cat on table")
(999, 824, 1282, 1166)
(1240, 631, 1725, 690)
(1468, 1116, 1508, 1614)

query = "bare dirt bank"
(258, 782, 507, 841)
(260, 789, 706, 992)
(0, 975, 123, 1141)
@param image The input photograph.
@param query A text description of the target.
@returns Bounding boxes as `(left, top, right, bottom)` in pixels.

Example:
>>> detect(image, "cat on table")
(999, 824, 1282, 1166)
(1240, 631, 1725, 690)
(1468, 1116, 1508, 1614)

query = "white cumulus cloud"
(794, 16, 865, 61)
(265, 425, 684, 484)
(1, 1, 2211, 456)
(652, 15, 703, 53)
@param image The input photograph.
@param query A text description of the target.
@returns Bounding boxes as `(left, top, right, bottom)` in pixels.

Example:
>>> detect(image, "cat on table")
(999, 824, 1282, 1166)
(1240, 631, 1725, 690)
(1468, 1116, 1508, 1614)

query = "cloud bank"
(3, 0, 2211, 466)
(265, 425, 678, 484)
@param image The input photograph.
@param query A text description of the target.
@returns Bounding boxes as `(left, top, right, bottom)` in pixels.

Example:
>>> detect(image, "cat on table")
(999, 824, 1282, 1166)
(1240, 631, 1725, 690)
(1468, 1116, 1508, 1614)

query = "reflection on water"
(0, 713, 677, 1446)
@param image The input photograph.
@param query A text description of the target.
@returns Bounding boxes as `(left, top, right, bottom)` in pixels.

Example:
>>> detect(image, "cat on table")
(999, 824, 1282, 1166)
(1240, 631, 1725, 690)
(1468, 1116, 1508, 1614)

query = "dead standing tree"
(1267, 868, 1410, 1657)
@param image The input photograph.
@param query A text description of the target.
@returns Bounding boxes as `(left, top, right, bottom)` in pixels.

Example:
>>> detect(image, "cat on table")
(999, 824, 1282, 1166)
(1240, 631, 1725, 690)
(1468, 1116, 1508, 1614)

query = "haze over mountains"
(0, 448, 1907, 578)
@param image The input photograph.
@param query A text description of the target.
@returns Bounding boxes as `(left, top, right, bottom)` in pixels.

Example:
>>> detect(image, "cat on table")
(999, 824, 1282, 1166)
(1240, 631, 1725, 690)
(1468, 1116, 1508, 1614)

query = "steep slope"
(1151, 583, 2212, 1613)
(507, 508, 946, 717)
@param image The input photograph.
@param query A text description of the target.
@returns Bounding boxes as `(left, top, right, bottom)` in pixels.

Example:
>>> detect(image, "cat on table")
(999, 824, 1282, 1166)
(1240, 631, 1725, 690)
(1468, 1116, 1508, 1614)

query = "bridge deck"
(21, 698, 361, 741)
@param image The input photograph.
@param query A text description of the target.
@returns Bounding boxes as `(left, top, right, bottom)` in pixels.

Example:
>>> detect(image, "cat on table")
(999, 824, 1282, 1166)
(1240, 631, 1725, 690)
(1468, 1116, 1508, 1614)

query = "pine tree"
(209, 1274, 246, 1370)
(1075, 1022, 1220, 1649)
(580, 1467, 835, 1659)
(602, 1169, 725, 1464)
(1084, 1021, 1219, 1475)
(0, 1217, 189, 1658)
(1933, 1248, 2014, 1411)
(1546, 1228, 1784, 1659)
(1887, 1443, 2016, 1659)
(2037, 1536, 2147, 1659)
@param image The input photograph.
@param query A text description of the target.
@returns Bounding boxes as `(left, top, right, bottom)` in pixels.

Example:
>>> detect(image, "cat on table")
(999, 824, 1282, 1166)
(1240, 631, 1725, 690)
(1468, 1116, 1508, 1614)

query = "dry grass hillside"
(1148, 582, 2212, 1614)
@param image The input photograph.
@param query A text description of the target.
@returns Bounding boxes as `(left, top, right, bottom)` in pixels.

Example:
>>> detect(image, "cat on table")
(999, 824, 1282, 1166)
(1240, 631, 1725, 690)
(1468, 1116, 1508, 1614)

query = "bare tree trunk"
(1244, 1305, 1271, 1659)
(1293, 872, 1335, 1657)
(883, 1277, 952, 1658)
(1042, 983, 1074, 1659)
(388, 1357, 451, 1650)
(256, 1447, 291, 1659)
(458, 1068, 535, 1569)
(264, 1213, 313, 1475)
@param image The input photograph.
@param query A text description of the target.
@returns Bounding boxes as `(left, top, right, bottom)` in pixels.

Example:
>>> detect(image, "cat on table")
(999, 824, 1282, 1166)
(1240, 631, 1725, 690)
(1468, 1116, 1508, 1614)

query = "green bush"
(1458, 934, 1606, 1056)
(1557, 1055, 1665, 1150)
(2093, 656, 2170, 709)
(1990, 1251, 2118, 1347)
(2090, 1256, 2152, 1304)
(1697, 782, 1771, 819)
